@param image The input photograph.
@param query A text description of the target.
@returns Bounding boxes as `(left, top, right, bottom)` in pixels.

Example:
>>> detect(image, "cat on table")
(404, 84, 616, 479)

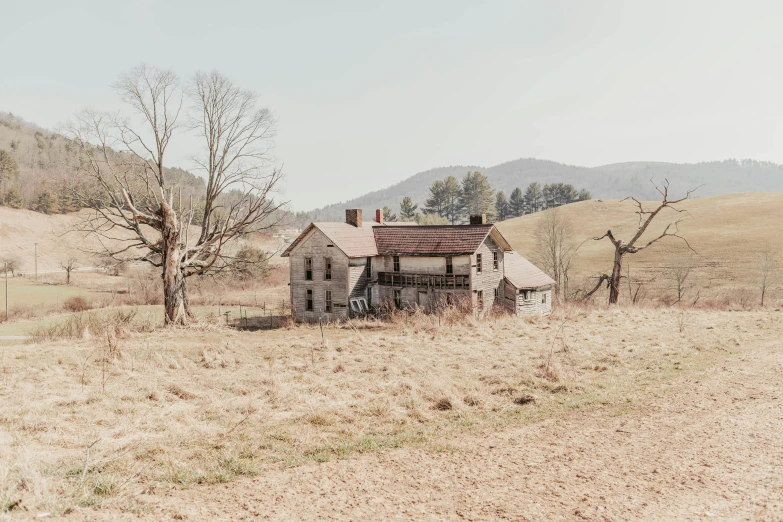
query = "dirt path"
(70, 334, 783, 521)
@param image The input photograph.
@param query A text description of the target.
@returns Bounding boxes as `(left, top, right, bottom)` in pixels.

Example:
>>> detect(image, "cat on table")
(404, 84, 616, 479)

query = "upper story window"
(446, 256, 453, 274)
(393, 256, 400, 272)
(493, 251, 499, 270)
(324, 257, 332, 280)
(366, 256, 372, 274)
(305, 257, 313, 280)
(476, 253, 482, 274)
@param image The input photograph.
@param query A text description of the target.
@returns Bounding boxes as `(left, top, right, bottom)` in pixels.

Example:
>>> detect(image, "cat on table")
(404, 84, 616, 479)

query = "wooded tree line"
(390, 171, 591, 224)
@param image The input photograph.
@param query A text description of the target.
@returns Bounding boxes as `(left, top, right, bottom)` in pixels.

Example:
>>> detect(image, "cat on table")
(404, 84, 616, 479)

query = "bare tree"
(0, 256, 19, 277)
(584, 180, 698, 304)
(61, 258, 77, 285)
(533, 208, 576, 301)
(666, 256, 693, 304)
(66, 66, 284, 325)
(758, 251, 777, 307)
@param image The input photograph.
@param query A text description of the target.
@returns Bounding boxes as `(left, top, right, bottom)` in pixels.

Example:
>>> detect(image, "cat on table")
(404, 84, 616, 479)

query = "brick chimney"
(469, 214, 487, 225)
(346, 209, 362, 228)
(375, 208, 384, 225)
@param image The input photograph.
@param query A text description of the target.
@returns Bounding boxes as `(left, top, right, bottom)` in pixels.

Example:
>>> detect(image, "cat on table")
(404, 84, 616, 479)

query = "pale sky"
(2, 0, 782, 210)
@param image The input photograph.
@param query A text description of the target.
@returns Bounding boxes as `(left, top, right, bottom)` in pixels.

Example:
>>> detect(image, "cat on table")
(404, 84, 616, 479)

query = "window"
(324, 257, 332, 280)
(305, 257, 313, 281)
(493, 251, 498, 270)
(325, 290, 332, 312)
(445, 256, 453, 275)
(393, 256, 400, 272)
(366, 256, 372, 275)
(350, 297, 368, 314)
(476, 254, 482, 274)
(394, 289, 402, 309)
(306, 289, 313, 311)
(494, 287, 499, 302)
(521, 290, 531, 300)
(477, 290, 484, 308)
(542, 293, 547, 304)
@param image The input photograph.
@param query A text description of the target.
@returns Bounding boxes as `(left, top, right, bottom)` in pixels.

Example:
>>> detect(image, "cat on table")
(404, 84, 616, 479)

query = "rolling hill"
(309, 158, 783, 221)
(496, 192, 783, 303)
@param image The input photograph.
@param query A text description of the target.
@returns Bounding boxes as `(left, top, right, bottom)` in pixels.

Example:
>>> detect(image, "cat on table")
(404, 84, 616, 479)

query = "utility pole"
(34, 242, 38, 282)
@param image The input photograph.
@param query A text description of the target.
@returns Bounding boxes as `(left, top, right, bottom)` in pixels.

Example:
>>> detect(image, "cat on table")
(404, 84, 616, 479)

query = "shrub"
(63, 296, 91, 312)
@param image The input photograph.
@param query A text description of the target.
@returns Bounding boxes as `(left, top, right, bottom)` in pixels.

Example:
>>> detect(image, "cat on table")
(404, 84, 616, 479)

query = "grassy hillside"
(309, 157, 783, 220)
(496, 192, 783, 303)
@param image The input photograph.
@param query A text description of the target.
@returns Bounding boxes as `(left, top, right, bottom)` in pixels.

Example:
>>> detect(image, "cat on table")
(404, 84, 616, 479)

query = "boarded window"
(493, 251, 498, 270)
(305, 258, 313, 281)
(394, 289, 402, 309)
(325, 290, 332, 312)
(393, 256, 400, 272)
(477, 290, 484, 308)
(476, 254, 482, 274)
(324, 257, 332, 280)
(445, 256, 453, 274)
(306, 289, 313, 311)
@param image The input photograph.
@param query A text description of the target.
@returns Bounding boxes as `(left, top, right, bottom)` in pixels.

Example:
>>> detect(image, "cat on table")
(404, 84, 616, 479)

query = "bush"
(63, 296, 91, 312)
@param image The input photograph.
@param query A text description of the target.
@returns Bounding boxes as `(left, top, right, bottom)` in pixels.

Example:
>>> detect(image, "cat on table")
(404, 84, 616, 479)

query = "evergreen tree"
(35, 191, 58, 214)
(399, 196, 418, 221)
(4, 185, 22, 209)
(523, 182, 543, 213)
(577, 188, 592, 201)
(459, 171, 495, 221)
(495, 191, 509, 221)
(542, 183, 555, 209)
(423, 180, 446, 216)
(509, 187, 525, 217)
(382, 206, 398, 222)
(441, 175, 463, 225)
(0, 149, 20, 207)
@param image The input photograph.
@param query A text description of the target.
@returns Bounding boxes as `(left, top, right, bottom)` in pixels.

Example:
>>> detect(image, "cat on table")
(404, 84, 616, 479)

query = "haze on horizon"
(2, 0, 782, 211)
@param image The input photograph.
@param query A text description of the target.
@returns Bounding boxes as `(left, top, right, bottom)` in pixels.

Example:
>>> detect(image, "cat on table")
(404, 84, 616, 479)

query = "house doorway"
(417, 290, 429, 309)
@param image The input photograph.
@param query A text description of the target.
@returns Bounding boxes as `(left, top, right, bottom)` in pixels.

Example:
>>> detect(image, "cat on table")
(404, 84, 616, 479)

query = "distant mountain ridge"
(308, 157, 783, 220)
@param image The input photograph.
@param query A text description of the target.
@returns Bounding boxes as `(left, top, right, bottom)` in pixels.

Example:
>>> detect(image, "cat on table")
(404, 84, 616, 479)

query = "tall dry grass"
(1, 305, 776, 516)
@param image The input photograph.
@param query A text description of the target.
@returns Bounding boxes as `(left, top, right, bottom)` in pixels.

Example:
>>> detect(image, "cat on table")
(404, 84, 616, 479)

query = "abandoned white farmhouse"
(282, 209, 555, 321)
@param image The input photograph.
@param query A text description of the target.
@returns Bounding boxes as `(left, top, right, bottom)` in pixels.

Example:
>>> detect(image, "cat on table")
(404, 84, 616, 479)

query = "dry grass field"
(0, 305, 781, 520)
(0, 194, 782, 520)
(497, 192, 783, 304)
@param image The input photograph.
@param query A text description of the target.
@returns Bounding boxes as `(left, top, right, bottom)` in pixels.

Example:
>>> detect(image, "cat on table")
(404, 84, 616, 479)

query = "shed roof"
(373, 224, 511, 256)
(503, 251, 556, 289)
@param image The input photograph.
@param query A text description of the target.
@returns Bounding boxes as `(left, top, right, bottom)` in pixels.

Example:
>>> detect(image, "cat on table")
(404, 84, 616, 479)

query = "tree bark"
(161, 200, 188, 325)
(609, 249, 624, 304)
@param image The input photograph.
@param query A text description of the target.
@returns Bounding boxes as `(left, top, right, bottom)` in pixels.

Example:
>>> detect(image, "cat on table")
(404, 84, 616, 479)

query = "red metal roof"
(373, 225, 496, 256)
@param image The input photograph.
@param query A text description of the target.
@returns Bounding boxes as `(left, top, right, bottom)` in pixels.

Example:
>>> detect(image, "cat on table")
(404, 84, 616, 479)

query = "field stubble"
(0, 305, 775, 517)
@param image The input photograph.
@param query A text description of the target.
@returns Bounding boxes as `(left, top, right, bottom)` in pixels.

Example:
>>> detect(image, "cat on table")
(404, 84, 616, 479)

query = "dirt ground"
(31, 310, 779, 522)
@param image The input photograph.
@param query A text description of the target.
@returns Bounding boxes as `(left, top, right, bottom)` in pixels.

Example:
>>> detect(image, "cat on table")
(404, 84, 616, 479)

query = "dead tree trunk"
(609, 248, 623, 304)
(161, 200, 187, 325)
(586, 179, 698, 305)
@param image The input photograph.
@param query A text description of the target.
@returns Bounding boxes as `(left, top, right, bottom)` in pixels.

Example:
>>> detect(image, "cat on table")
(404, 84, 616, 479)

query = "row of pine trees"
(386, 171, 591, 224)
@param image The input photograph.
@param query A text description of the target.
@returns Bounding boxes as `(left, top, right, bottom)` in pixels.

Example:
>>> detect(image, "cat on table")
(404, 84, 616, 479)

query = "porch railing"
(376, 271, 469, 290)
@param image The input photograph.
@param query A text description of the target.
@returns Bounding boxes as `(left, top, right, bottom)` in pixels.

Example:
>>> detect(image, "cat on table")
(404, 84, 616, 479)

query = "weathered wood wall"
(470, 236, 505, 314)
(288, 228, 350, 321)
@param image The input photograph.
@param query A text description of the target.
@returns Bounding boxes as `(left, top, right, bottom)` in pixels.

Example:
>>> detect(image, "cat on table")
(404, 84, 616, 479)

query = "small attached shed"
(502, 252, 556, 316)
